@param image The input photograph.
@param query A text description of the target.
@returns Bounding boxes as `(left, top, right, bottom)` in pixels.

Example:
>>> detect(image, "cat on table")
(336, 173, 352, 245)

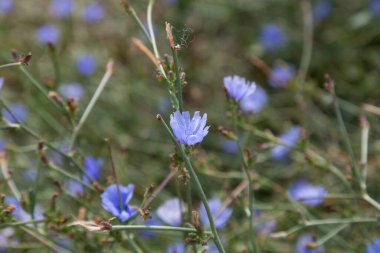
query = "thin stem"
(147, 0, 167, 79)
(112, 225, 211, 234)
(0, 219, 46, 228)
(172, 49, 183, 112)
(105, 139, 124, 211)
(0, 151, 21, 200)
(360, 115, 369, 191)
(126, 234, 144, 253)
(316, 224, 348, 246)
(143, 170, 176, 209)
(48, 45, 61, 85)
(121, 3, 151, 45)
(0, 62, 21, 69)
(69, 60, 113, 150)
(158, 116, 226, 253)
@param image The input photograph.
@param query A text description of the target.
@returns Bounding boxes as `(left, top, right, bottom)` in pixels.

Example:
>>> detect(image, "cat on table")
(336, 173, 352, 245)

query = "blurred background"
(1, 0, 380, 252)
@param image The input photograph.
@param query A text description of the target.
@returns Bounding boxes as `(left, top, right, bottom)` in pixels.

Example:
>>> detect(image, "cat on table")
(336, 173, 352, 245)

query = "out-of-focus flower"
(23, 168, 37, 182)
(83, 3, 105, 23)
(101, 184, 137, 222)
(222, 139, 238, 154)
(156, 198, 182, 226)
(268, 64, 296, 88)
(66, 180, 84, 196)
(224, 76, 256, 102)
(254, 210, 277, 235)
(58, 83, 84, 100)
(49, 0, 72, 18)
(0, 77, 4, 90)
(139, 216, 161, 239)
(167, 242, 185, 253)
(82, 156, 103, 184)
(370, 0, 380, 16)
(312, 1, 332, 22)
(170, 111, 209, 146)
(0, 228, 18, 252)
(0, 140, 5, 151)
(200, 198, 232, 229)
(76, 54, 97, 76)
(240, 84, 268, 113)
(271, 126, 301, 159)
(296, 234, 324, 253)
(36, 24, 60, 44)
(4, 197, 44, 221)
(260, 23, 287, 52)
(0, 0, 14, 15)
(2, 103, 28, 124)
(367, 238, 380, 253)
(288, 180, 328, 206)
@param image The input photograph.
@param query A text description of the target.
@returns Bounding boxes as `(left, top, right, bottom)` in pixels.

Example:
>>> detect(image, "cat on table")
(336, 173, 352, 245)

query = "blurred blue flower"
(367, 238, 380, 253)
(260, 23, 287, 52)
(76, 54, 97, 76)
(0, 77, 4, 90)
(271, 126, 301, 159)
(66, 180, 84, 196)
(82, 156, 103, 184)
(0, 0, 14, 15)
(4, 197, 44, 221)
(312, 1, 332, 22)
(36, 24, 60, 44)
(222, 139, 238, 154)
(170, 111, 209, 146)
(58, 83, 84, 100)
(23, 168, 37, 182)
(2, 103, 28, 124)
(0, 228, 17, 252)
(139, 216, 161, 239)
(0, 140, 5, 151)
(224, 75, 256, 102)
(257, 219, 276, 235)
(101, 184, 137, 222)
(49, 0, 72, 18)
(370, 0, 380, 16)
(240, 84, 268, 113)
(288, 180, 328, 206)
(156, 198, 182, 226)
(167, 242, 185, 253)
(296, 234, 324, 253)
(83, 3, 105, 23)
(200, 198, 232, 228)
(269, 64, 296, 88)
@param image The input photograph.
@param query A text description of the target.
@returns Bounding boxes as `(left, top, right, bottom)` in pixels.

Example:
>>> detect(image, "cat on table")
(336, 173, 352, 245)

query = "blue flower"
(260, 23, 287, 52)
(76, 54, 97, 76)
(156, 198, 182, 226)
(271, 126, 301, 159)
(139, 216, 162, 239)
(2, 103, 28, 124)
(4, 197, 44, 221)
(224, 75, 256, 102)
(101, 184, 137, 222)
(367, 238, 380, 253)
(0, 140, 5, 152)
(82, 156, 103, 184)
(170, 111, 209, 146)
(0, 0, 14, 15)
(269, 64, 296, 88)
(23, 168, 37, 182)
(0, 228, 17, 252)
(371, 0, 380, 16)
(49, 0, 72, 18)
(296, 234, 324, 253)
(312, 1, 332, 23)
(83, 3, 105, 23)
(288, 180, 328, 206)
(66, 180, 84, 196)
(167, 242, 185, 253)
(58, 83, 84, 100)
(240, 84, 268, 113)
(0, 77, 4, 90)
(36, 24, 60, 44)
(200, 198, 232, 229)
(222, 139, 238, 154)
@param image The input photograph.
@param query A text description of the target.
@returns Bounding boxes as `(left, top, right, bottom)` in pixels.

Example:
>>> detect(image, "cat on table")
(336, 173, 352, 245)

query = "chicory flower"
(296, 234, 324, 253)
(200, 198, 232, 228)
(224, 75, 256, 102)
(288, 180, 328, 206)
(271, 126, 301, 159)
(156, 198, 182, 226)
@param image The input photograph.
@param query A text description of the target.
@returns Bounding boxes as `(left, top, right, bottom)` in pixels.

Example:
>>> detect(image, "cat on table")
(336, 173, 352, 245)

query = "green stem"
(0, 62, 21, 69)
(316, 224, 348, 246)
(121, 4, 151, 46)
(48, 45, 61, 85)
(158, 116, 226, 253)
(112, 225, 211, 234)
(172, 49, 183, 112)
